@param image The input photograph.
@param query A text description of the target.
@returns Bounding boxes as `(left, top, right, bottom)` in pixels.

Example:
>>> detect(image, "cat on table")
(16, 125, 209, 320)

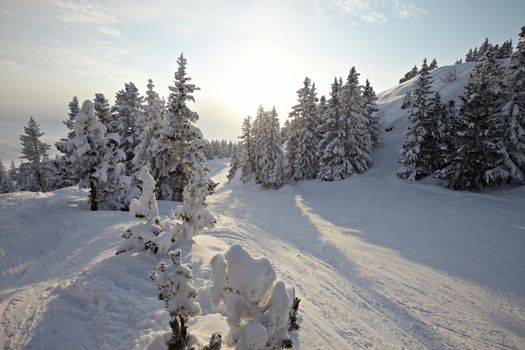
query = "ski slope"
(1, 62, 525, 349)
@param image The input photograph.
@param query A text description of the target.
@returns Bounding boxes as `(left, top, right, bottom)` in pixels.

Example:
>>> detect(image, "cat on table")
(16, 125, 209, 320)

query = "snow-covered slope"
(1, 65, 525, 349)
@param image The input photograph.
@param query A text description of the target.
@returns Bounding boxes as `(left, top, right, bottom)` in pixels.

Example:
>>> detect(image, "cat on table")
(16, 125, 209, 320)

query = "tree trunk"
(90, 178, 98, 211)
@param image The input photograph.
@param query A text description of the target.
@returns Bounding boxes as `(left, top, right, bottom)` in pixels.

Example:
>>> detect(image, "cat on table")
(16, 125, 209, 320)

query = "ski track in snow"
(1, 62, 525, 349)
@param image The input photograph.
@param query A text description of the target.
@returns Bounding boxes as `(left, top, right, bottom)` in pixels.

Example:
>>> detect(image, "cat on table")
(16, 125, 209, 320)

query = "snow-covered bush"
(210, 244, 299, 350)
(116, 166, 164, 254)
(150, 249, 201, 349)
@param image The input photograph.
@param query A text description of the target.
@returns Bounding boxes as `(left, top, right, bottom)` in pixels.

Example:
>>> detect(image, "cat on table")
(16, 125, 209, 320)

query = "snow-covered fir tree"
(117, 166, 163, 254)
(317, 78, 352, 181)
(441, 51, 513, 189)
(288, 77, 320, 180)
(362, 79, 381, 147)
(62, 100, 117, 210)
(63, 96, 79, 138)
(133, 79, 165, 178)
(429, 58, 438, 70)
(397, 59, 437, 180)
(171, 137, 216, 240)
(497, 39, 513, 59)
(257, 107, 285, 189)
(340, 67, 371, 174)
(19, 117, 51, 192)
(150, 249, 201, 349)
(155, 54, 202, 201)
(112, 82, 144, 176)
(251, 107, 265, 183)
(93, 93, 113, 132)
(210, 244, 299, 350)
(501, 26, 525, 183)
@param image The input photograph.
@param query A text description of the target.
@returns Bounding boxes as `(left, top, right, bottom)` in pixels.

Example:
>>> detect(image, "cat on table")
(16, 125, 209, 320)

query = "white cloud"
(392, 0, 425, 18)
(328, 0, 424, 24)
(99, 26, 122, 38)
(49, 0, 116, 24)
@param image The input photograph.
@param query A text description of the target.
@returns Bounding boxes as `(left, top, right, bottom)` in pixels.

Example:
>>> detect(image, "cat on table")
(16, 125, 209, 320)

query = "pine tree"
(93, 93, 113, 132)
(434, 99, 457, 173)
(156, 54, 201, 201)
(63, 100, 109, 210)
(19, 117, 51, 191)
(133, 79, 165, 177)
(112, 82, 144, 176)
(498, 39, 513, 59)
(251, 107, 265, 183)
(237, 116, 255, 183)
(397, 59, 436, 180)
(429, 58, 438, 70)
(501, 27, 525, 183)
(465, 49, 474, 62)
(317, 78, 352, 181)
(442, 51, 511, 189)
(362, 79, 380, 147)
(478, 38, 493, 58)
(150, 250, 201, 349)
(341, 67, 371, 174)
(258, 107, 285, 189)
(288, 77, 320, 180)
(64, 96, 79, 138)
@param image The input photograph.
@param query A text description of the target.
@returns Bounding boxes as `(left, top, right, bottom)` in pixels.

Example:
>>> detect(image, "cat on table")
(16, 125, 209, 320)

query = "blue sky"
(0, 0, 524, 165)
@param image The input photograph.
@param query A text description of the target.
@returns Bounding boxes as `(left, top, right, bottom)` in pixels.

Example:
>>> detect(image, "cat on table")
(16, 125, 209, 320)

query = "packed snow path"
(208, 154, 525, 349)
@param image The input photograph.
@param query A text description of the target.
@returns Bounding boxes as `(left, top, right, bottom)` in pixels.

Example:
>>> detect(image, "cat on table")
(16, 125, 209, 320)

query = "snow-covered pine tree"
(227, 146, 241, 181)
(150, 249, 201, 349)
(133, 79, 165, 177)
(117, 166, 163, 254)
(155, 54, 201, 201)
(397, 59, 436, 180)
(171, 136, 216, 241)
(478, 37, 493, 58)
(19, 117, 51, 192)
(442, 51, 512, 189)
(498, 39, 513, 59)
(501, 26, 525, 183)
(465, 49, 474, 62)
(288, 77, 320, 180)
(237, 116, 255, 183)
(258, 107, 285, 189)
(433, 98, 457, 173)
(112, 82, 144, 176)
(63, 100, 110, 210)
(63, 96, 79, 138)
(362, 79, 380, 147)
(340, 67, 371, 174)
(251, 106, 265, 183)
(317, 78, 352, 181)
(429, 58, 438, 70)
(93, 93, 113, 132)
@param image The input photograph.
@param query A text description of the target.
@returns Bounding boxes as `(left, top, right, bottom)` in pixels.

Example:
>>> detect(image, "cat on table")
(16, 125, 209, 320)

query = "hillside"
(1, 63, 525, 349)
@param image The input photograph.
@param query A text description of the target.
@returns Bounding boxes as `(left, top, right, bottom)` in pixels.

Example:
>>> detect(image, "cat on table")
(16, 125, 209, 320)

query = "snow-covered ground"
(1, 62, 525, 349)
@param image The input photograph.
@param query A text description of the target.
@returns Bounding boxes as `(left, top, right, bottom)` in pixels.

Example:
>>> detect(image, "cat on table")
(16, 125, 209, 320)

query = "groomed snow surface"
(2, 62, 525, 349)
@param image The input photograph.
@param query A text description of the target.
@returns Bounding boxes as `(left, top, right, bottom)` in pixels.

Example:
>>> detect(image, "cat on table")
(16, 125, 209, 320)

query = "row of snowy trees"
(398, 26, 525, 190)
(464, 37, 513, 62)
(1, 53, 213, 212)
(399, 58, 438, 84)
(229, 67, 381, 188)
(203, 139, 238, 160)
